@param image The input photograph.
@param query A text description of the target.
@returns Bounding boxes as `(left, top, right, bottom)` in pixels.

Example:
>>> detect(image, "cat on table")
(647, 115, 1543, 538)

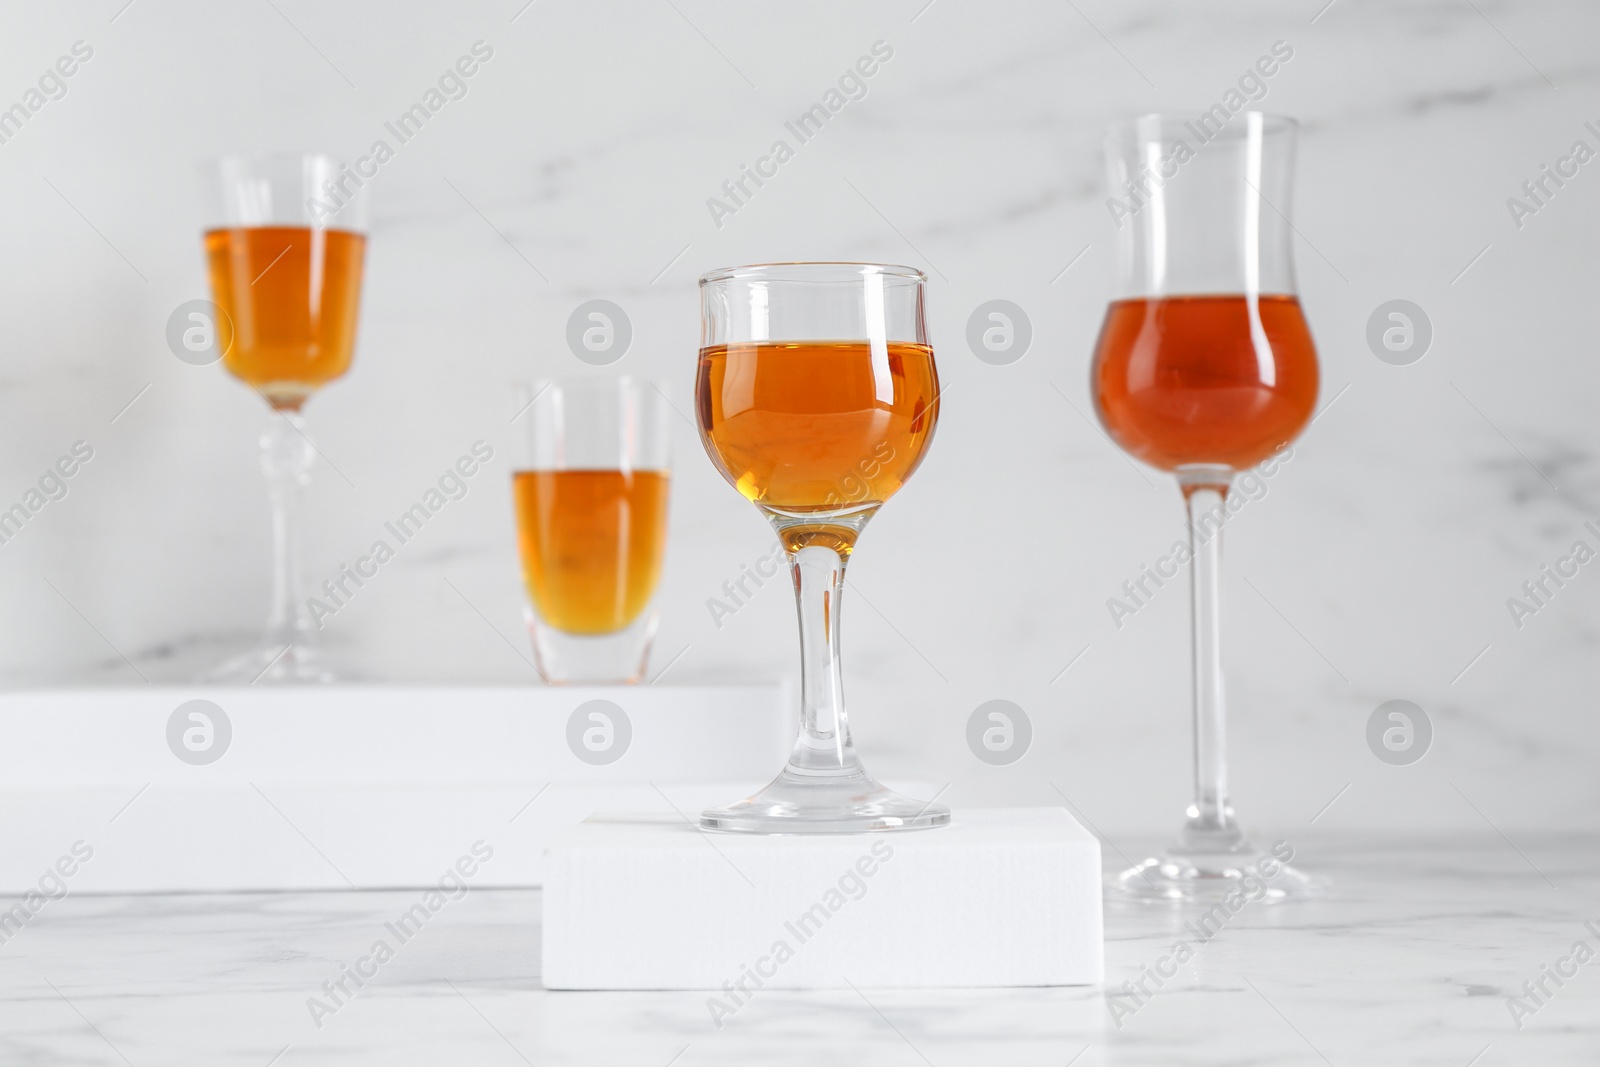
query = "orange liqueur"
(205, 226, 366, 409)
(695, 340, 938, 551)
(512, 470, 670, 635)
(1092, 294, 1318, 471)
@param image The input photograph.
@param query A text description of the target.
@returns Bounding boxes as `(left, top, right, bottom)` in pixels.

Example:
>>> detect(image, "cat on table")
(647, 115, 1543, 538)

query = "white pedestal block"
(0, 685, 788, 892)
(542, 807, 1103, 990)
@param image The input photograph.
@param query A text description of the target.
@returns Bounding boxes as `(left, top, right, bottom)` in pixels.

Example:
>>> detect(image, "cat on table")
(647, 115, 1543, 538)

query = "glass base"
(701, 767, 951, 834)
(198, 643, 336, 685)
(529, 609, 656, 685)
(1113, 835, 1326, 904)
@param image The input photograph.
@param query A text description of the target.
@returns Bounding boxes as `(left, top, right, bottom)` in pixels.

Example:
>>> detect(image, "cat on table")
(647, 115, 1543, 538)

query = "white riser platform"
(0, 685, 788, 892)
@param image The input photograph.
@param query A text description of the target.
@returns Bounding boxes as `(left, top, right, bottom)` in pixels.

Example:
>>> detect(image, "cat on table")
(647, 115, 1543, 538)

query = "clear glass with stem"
(197, 153, 367, 684)
(1091, 114, 1324, 900)
(696, 262, 949, 833)
(510, 377, 671, 685)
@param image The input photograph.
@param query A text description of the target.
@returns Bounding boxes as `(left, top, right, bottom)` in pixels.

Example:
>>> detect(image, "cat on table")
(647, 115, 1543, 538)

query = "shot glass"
(511, 377, 671, 684)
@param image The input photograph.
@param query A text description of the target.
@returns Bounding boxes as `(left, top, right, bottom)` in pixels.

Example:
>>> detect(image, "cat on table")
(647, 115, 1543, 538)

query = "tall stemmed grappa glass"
(198, 154, 367, 683)
(696, 263, 948, 833)
(1091, 114, 1324, 900)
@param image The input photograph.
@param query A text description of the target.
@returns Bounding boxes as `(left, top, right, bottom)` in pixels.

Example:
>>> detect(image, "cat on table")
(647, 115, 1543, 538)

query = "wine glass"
(1092, 113, 1324, 901)
(510, 377, 671, 684)
(696, 262, 948, 833)
(198, 153, 367, 684)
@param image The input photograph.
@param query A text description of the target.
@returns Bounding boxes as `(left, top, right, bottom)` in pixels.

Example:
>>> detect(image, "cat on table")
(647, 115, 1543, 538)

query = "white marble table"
(0, 837, 1594, 1065)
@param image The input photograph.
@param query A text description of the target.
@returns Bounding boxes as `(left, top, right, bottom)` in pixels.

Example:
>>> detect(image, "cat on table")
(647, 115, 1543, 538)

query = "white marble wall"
(0, 0, 1595, 837)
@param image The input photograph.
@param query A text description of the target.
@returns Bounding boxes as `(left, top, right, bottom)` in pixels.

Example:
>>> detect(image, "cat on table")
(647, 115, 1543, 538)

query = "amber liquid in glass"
(1092, 294, 1318, 471)
(696, 340, 939, 552)
(512, 469, 670, 635)
(204, 226, 366, 410)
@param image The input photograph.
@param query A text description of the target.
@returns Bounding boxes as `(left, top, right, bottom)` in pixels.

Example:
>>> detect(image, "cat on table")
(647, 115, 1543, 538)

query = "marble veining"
(0, 837, 1594, 1065)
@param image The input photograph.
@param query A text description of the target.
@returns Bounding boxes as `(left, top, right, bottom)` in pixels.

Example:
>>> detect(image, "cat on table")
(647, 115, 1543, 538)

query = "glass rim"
(1106, 111, 1300, 141)
(699, 261, 927, 286)
(511, 375, 671, 470)
(514, 376, 672, 419)
(519, 374, 659, 395)
(201, 151, 368, 233)
(202, 150, 348, 172)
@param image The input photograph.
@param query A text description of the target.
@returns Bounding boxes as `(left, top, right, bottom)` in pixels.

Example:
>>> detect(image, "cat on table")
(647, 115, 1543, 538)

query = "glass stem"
(785, 544, 864, 778)
(1178, 465, 1243, 849)
(260, 410, 317, 653)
